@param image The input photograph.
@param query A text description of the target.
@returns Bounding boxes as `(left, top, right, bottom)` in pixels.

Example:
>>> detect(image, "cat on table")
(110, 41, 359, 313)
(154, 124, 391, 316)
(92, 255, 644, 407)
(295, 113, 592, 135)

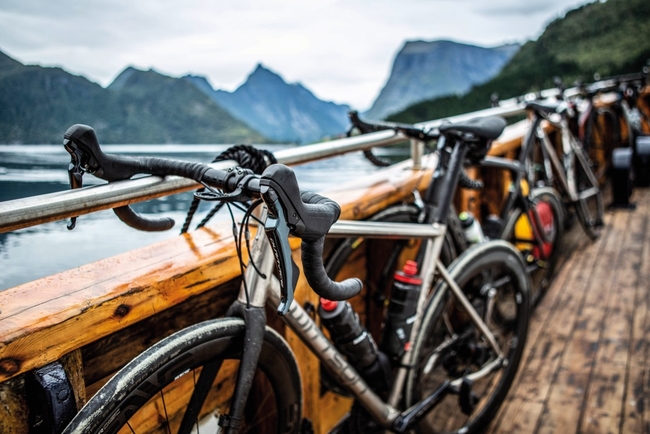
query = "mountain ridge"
(185, 64, 352, 144)
(364, 40, 519, 119)
(0, 55, 266, 144)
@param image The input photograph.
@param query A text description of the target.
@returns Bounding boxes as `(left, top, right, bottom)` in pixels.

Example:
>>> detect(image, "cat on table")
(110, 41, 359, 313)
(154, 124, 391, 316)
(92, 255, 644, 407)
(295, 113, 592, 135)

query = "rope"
(362, 149, 391, 167)
(458, 170, 484, 190)
(180, 145, 278, 233)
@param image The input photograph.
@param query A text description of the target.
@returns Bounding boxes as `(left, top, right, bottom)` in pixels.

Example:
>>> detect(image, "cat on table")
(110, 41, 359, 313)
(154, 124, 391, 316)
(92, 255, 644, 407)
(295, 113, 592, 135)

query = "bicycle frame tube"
(386, 226, 447, 407)
(570, 133, 601, 201)
(266, 273, 401, 426)
(237, 213, 402, 427)
(236, 211, 507, 429)
(533, 123, 575, 201)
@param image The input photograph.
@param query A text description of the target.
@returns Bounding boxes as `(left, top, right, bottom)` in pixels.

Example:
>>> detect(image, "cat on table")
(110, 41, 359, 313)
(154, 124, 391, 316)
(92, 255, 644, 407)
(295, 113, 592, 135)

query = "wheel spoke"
(178, 359, 223, 434)
(159, 390, 172, 434)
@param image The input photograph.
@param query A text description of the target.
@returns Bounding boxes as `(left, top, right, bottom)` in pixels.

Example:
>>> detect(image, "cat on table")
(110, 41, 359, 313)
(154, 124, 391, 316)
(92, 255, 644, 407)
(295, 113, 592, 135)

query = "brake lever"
(261, 190, 299, 316)
(64, 142, 86, 230)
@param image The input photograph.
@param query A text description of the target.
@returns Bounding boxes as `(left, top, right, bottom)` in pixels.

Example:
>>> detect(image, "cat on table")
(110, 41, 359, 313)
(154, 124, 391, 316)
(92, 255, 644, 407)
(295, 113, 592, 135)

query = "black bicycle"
(346, 112, 564, 307)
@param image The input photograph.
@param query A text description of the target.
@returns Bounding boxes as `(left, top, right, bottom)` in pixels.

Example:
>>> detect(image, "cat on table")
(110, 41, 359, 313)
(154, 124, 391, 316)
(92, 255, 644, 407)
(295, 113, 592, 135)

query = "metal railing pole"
(0, 103, 529, 233)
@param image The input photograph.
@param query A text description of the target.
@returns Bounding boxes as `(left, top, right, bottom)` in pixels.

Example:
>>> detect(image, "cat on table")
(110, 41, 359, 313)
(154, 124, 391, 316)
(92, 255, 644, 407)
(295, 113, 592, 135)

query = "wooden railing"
(0, 86, 647, 433)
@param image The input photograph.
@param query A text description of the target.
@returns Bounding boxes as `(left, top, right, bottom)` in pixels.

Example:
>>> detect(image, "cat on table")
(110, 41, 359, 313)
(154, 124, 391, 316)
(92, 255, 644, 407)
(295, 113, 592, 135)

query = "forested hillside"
(389, 0, 650, 123)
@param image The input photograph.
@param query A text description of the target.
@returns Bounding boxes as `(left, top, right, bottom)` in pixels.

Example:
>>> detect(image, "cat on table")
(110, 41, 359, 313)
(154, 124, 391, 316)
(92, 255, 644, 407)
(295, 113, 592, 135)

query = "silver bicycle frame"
(238, 207, 507, 428)
(534, 116, 600, 204)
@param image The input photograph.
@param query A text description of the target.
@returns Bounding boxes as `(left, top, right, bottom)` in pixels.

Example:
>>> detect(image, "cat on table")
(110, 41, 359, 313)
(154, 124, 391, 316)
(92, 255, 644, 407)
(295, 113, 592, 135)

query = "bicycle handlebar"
(348, 110, 438, 141)
(63, 124, 362, 315)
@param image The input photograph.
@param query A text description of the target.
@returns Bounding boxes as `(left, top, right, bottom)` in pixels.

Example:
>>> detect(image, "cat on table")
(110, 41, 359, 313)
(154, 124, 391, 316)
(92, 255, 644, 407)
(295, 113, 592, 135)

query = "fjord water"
(0, 144, 396, 291)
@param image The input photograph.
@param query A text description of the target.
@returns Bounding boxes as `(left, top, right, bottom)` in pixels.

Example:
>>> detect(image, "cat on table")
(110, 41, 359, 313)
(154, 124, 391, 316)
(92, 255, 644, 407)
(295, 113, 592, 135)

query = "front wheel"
(405, 241, 530, 434)
(63, 318, 303, 434)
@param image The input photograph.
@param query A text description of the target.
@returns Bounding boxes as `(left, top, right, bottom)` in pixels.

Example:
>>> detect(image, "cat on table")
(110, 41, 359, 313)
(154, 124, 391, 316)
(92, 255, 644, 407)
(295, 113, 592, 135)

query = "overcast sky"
(0, 0, 594, 111)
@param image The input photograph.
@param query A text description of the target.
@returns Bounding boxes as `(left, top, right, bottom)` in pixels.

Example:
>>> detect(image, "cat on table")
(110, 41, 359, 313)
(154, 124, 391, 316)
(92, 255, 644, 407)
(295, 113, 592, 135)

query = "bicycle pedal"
(459, 377, 480, 415)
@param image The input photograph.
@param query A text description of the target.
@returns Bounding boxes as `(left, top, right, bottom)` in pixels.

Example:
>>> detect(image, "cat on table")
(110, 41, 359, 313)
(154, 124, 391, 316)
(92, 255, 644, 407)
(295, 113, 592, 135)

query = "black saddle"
(439, 116, 507, 141)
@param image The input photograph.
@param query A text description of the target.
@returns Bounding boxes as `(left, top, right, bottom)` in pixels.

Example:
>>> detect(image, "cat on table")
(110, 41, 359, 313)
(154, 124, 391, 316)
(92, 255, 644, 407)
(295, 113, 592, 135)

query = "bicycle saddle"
(438, 116, 506, 141)
(526, 100, 563, 116)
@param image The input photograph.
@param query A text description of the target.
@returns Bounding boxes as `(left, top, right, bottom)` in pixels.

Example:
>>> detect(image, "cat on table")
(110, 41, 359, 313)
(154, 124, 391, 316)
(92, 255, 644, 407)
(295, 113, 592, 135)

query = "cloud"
(0, 0, 594, 110)
(475, 0, 592, 17)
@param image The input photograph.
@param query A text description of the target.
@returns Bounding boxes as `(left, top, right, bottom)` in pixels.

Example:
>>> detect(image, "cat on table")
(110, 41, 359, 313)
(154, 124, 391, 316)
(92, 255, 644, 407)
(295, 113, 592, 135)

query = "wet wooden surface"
(487, 184, 650, 434)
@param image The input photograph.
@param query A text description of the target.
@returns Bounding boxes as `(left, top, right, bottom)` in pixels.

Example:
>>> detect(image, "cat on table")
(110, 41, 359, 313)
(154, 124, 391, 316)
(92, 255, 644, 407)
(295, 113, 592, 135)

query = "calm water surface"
(0, 144, 400, 290)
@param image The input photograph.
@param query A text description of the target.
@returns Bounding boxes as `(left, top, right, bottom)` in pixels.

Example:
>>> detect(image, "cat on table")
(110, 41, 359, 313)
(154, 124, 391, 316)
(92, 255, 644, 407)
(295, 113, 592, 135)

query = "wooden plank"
(81, 278, 240, 392)
(491, 229, 612, 432)
(0, 226, 245, 383)
(489, 208, 616, 433)
(535, 208, 627, 434)
(622, 190, 650, 434)
(580, 202, 644, 433)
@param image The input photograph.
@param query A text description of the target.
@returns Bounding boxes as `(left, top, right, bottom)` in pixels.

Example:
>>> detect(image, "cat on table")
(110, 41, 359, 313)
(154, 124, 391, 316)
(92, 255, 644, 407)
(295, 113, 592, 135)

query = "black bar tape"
(113, 206, 175, 232)
(102, 156, 210, 183)
(301, 237, 362, 300)
(298, 190, 341, 241)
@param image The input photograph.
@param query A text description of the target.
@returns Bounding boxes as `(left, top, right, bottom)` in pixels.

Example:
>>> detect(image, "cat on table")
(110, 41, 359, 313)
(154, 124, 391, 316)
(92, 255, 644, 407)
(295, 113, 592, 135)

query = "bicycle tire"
(63, 318, 302, 434)
(573, 138, 605, 240)
(405, 240, 530, 434)
(501, 187, 564, 306)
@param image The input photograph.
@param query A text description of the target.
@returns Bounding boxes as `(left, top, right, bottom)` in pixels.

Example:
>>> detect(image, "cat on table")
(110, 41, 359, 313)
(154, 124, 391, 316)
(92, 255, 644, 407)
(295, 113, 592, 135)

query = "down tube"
(266, 280, 400, 427)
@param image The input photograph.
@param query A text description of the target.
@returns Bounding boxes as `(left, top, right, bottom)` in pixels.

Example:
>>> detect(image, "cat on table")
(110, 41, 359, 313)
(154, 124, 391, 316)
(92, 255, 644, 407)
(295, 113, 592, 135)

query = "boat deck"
(487, 185, 650, 434)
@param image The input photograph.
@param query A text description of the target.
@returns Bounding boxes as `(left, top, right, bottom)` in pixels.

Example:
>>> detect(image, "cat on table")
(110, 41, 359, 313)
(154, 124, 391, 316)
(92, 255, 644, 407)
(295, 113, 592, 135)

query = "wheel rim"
(104, 360, 282, 434)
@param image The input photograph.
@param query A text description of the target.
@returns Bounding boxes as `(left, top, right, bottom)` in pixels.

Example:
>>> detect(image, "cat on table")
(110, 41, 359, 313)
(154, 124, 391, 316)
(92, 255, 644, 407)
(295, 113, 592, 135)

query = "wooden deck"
(487, 184, 650, 434)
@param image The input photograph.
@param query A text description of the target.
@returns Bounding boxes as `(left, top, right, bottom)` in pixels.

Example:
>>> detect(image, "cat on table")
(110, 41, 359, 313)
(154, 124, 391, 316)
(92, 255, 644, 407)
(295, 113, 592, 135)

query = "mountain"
(0, 54, 266, 144)
(364, 40, 519, 120)
(185, 64, 351, 144)
(389, 0, 650, 123)
(0, 51, 108, 144)
(103, 67, 266, 144)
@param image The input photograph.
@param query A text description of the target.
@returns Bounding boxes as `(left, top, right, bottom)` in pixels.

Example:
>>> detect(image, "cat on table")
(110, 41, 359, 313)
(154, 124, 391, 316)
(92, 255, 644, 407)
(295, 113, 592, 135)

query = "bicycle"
(521, 97, 605, 240)
(346, 112, 564, 307)
(59, 115, 531, 434)
(573, 81, 623, 185)
(475, 160, 563, 307)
